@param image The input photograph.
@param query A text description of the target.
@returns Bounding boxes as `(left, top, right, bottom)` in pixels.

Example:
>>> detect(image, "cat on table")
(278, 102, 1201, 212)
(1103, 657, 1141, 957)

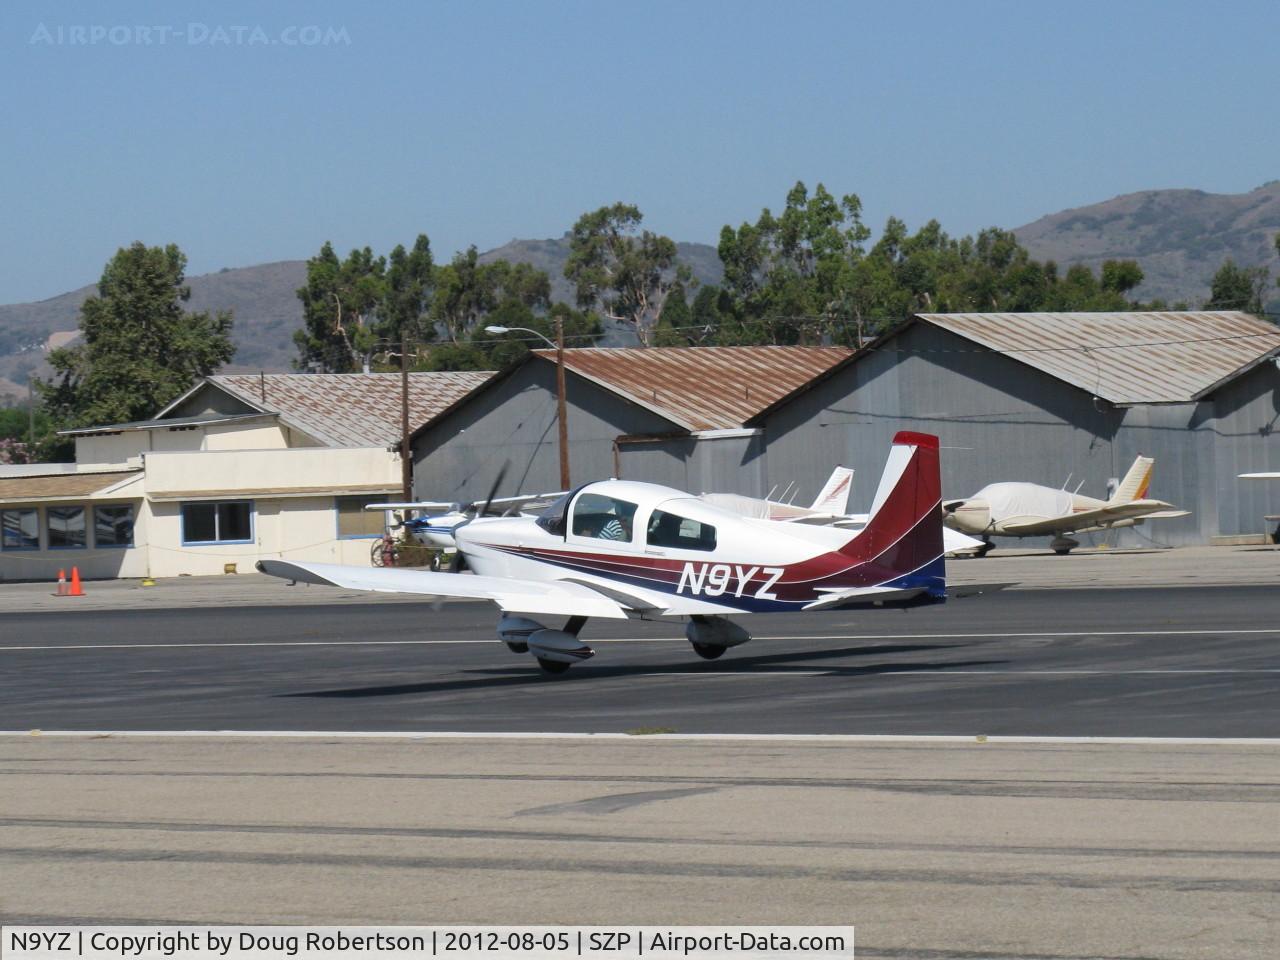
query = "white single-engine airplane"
(943, 455, 1189, 556)
(258, 432, 950, 674)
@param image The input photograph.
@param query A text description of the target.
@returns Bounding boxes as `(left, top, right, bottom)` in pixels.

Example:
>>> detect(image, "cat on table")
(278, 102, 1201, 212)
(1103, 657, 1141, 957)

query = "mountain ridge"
(1012, 181, 1280, 304)
(4, 182, 1278, 400)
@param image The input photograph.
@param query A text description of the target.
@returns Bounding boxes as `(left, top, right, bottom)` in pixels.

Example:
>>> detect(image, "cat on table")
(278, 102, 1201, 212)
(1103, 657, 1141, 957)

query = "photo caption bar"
(3, 928, 855, 960)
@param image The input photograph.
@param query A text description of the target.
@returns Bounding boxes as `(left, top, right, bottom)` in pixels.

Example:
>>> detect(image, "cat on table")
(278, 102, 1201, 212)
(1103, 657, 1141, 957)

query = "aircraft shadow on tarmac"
(279, 642, 1008, 699)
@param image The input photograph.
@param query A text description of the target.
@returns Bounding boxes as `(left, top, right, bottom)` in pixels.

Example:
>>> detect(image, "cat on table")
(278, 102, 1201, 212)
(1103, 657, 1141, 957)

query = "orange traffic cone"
(68, 566, 84, 597)
(55, 569, 67, 597)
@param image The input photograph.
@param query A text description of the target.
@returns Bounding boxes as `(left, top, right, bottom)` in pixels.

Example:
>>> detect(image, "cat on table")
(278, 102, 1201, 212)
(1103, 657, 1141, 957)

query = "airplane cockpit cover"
(976, 482, 1073, 521)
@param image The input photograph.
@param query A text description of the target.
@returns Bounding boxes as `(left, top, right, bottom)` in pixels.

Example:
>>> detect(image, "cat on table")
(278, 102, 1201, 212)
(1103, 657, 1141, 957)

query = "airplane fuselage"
(946, 482, 1108, 537)
(457, 480, 945, 616)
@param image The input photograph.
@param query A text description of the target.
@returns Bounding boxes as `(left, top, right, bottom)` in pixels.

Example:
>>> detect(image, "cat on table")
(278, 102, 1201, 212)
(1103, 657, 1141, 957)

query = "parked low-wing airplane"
(943, 455, 1189, 556)
(703, 466, 986, 556)
(259, 432, 951, 673)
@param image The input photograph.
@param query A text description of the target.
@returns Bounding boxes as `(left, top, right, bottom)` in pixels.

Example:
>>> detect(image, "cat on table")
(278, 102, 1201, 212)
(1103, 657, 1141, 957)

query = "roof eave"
(534, 354, 697, 432)
(744, 318, 916, 425)
(1191, 344, 1280, 401)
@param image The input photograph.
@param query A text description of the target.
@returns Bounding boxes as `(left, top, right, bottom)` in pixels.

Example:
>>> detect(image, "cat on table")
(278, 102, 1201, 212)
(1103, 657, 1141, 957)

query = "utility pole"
(555, 314, 570, 489)
(400, 330, 412, 501)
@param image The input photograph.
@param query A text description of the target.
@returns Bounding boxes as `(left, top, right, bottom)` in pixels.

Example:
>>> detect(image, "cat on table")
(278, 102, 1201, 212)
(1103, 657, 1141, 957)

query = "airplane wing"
(365, 491, 565, 515)
(364, 500, 459, 513)
(256, 560, 629, 619)
(1001, 499, 1188, 536)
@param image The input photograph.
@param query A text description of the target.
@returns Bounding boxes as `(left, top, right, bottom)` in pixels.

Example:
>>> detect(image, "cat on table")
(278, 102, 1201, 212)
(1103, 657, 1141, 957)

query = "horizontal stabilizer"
(802, 586, 929, 611)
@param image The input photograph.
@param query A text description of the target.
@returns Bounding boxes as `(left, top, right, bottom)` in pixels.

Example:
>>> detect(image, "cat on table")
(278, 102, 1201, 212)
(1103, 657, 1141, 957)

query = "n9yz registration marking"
(676, 562, 785, 599)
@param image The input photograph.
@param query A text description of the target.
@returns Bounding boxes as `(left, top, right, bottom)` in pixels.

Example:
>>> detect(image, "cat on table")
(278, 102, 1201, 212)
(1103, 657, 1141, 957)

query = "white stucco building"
(0, 372, 491, 581)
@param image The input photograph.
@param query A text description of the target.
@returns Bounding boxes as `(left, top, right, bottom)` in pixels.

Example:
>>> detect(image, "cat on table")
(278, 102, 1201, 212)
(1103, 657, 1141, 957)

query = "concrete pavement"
(1, 735, 1276, 958)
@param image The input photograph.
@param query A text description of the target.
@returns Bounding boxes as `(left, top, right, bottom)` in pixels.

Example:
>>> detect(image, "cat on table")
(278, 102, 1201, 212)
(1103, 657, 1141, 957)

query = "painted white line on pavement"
(2, 730, 1279, 745)
(7, 626, 1280, 652)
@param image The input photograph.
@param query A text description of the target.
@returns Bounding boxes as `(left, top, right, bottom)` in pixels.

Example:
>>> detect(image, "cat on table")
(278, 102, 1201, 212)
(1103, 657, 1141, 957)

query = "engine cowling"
(527, 629, 595, 664)
(944, 498, 991, 535)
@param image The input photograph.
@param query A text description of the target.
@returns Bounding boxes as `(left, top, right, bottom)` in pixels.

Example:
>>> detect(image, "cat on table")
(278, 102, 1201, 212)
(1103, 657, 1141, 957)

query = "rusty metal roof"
(207, 372, 495, 446)
(0, 469, 142, 504)
(530, 346, 852, 431)
(915, 312, 1280, 404)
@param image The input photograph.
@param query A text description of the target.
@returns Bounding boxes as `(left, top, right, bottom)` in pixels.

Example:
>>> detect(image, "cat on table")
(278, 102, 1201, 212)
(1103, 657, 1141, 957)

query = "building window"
(95, 504, 135, 547)
(1, 508, 39, 550)
(335, 496, 384, 539)
(647, 509, 717, 551)
(181, 501, 253, 545)
(572, 493, 638, 542)
(48, 505, 87, 549)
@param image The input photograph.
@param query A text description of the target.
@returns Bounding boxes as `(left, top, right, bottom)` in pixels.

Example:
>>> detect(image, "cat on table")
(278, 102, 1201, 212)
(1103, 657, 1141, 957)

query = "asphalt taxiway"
(3, 585, 1279, 736)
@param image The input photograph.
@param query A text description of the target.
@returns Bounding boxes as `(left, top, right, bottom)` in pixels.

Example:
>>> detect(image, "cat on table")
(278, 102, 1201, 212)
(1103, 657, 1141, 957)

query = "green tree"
(653, 281, 691, 346)
(294, 242, 389, 372)
(382, 234, 435, 347)
(1101, 259, 1144, 296)
(37, 243, 234, 455)
(430, 249, 554, 347)
(1206, 258, 1269, 314)
(0, 405, 50, 444)
(478, 302, 602, 369)
(431, 246, 495, 344)
(0, 405, 51, 464)
(717, 182, 872, 344)
(564, 203, 682, 346)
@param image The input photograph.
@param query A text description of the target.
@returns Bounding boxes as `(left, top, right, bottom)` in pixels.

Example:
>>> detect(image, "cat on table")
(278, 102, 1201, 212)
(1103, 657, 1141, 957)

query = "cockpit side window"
(571, 493, 639, 542)
(646, 509, 717, 551)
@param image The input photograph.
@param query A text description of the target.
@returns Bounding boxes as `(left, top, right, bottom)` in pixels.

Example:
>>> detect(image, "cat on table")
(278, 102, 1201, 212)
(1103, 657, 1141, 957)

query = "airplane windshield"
(535, 487, 582, 537)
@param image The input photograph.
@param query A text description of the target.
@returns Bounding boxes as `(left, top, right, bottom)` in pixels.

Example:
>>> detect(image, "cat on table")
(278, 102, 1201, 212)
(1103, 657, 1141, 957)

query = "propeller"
(446, 462, 510, 573)
(473, 462, 510, 519)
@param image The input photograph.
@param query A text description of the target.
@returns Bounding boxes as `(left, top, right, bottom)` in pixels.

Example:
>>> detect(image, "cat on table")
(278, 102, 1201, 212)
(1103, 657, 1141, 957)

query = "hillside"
(0, 240, 723, 387)
(0, 260, 307, 389)
(1014, 182, 1280, 305)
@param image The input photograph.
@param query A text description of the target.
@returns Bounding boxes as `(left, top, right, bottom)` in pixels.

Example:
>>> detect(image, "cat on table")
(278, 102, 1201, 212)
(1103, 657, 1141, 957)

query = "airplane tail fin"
(810, 466, 854, 514)
(839, 432, 945, 598)
(1110, 456, 1154, 504)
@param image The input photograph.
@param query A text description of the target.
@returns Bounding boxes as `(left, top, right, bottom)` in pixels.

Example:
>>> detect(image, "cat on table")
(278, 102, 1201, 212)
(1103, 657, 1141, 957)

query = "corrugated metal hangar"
(410, 346, 849, 502)
(410, 312, 1280, 546)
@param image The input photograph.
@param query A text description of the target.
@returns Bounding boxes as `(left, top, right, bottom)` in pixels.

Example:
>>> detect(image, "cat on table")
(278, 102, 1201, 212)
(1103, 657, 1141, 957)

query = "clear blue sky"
(2, 0, 1276, 303)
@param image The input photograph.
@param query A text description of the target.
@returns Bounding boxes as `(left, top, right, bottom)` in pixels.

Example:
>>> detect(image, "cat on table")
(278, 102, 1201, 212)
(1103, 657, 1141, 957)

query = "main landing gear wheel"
(691, 642, 727, 660)
(537, 657, 572, 675)
(1050, 536, 1079, 556)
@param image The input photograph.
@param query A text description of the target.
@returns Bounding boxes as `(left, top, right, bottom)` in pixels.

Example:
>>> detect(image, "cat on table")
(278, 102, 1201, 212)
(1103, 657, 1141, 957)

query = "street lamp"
(485, 319, 571, 489)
